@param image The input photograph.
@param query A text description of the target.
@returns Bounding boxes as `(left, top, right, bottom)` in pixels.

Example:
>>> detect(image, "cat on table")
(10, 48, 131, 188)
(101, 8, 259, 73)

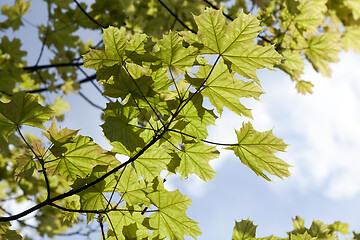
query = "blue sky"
(2, 0, 360, 239)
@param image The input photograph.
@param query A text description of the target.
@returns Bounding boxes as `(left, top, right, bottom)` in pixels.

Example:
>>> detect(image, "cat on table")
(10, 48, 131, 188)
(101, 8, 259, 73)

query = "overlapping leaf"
(190, 59, 263, 117)
(226, 122, 290, 181)
(156, 31, 197, 71)
(102, 101, 145, 152)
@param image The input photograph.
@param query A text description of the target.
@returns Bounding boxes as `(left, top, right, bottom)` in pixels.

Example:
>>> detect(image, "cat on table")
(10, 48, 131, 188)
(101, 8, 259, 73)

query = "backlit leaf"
(0, 91, 54, 140)
(226, 122, 290, 181)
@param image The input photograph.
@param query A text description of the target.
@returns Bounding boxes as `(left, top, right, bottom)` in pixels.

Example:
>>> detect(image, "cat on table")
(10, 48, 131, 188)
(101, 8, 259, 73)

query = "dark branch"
(202, 0, 234, 20)
(23, 62, 83, 72)
(27, 74, 96, 94)
(73, 0, 107, 29)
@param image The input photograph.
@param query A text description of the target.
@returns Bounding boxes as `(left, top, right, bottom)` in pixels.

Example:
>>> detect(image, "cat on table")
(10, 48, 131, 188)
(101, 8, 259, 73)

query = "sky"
(2, 0, 360, 239)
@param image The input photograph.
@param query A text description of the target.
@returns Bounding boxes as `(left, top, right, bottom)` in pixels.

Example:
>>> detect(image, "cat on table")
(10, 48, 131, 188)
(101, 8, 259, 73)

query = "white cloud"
(256, 51, 360, 200)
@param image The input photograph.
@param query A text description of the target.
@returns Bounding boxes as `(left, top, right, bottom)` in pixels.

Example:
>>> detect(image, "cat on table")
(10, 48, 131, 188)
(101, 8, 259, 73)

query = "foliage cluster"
(0, 0, 359, 239)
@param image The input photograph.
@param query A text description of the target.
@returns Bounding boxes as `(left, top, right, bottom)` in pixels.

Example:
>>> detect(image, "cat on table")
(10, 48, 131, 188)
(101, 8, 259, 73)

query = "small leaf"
(328, 221, 350, 235)
(14, 153, 37, 182)
(296, 80, 313, 95)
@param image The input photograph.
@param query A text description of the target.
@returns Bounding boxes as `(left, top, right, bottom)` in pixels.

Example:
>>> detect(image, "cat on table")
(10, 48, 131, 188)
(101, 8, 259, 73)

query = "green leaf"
(14, 153, 38, 182)
(308, 220, 329, 238)
(291, 0, 327, 33)
(328, 221, 350, 235)
(99, 65, 154, 100)
(290, 233, 315, 240)
(0, 0, 31, 31)
(148, 189, 201, 239)
(192, 59, 263, 117)
(232, 219, 257, 240)
(171, 142, 218, 181)
(226, 122, 290, 181)
(192, 8, 282, 83)
(172, 93, 217, 139)
(0, 91, 54, 140)
(0, 222, 23, 240)
(134, 145, 172, 181)
(292, 216, 307, 235)
(344, 0, 360, 20)
(102, 101, 146, 152)
(83, 26, 126, 70)
(106, 206, 146, 240)
(156, 31, 197, 71)
(43, 119, 79, 147)
(341, 26, 360, 53)
(116, 165, 151, 207)
(295, 80, 313, 95)
(305, 33, 342, 77)
(46, 135, 119, 183)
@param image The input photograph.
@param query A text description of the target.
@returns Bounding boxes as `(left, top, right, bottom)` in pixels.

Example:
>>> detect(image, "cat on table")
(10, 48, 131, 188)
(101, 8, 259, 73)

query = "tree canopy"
(0, 0, 359, 239)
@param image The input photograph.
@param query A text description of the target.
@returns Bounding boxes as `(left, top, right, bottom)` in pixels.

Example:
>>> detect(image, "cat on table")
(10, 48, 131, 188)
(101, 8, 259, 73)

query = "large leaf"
(46, 135, 119, 183)
(190, 8, 282, 83)
(0, 91, 54, 140)
(226, 122, 290, 181)
(148, 189, 201, 240)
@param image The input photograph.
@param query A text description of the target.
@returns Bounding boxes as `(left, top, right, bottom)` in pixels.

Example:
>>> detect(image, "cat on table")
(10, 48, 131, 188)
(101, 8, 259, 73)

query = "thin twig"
(78, 91, 103, 110)
(17, 126, 51, 200)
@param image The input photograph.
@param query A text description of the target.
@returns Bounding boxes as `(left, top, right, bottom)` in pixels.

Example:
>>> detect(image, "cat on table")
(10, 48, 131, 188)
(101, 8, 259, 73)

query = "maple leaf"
(172, 93, 217, 139)
(106, 206, 146, 240)
(0, 91, 54, 140)
(341, 26, 360, 54)
(226, 122, 290, 181)
(0, 0, 31, 31)
(46, 135, 119, 183)
(155, 31, 198, 71)
(102, 101, 146, 152)
(232, 219, 257, 240)
(305, 32, 342, 77)
(171, 142, 218, 181)
(116, 165, 151, 207)
(190, 59, 263, 117)
(0, 222, 23, 240)
(134, 145, 172, 181)
(148, 189, 201, 240)
(14, 153, 38, 182)
(186, 8, 282, 84)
